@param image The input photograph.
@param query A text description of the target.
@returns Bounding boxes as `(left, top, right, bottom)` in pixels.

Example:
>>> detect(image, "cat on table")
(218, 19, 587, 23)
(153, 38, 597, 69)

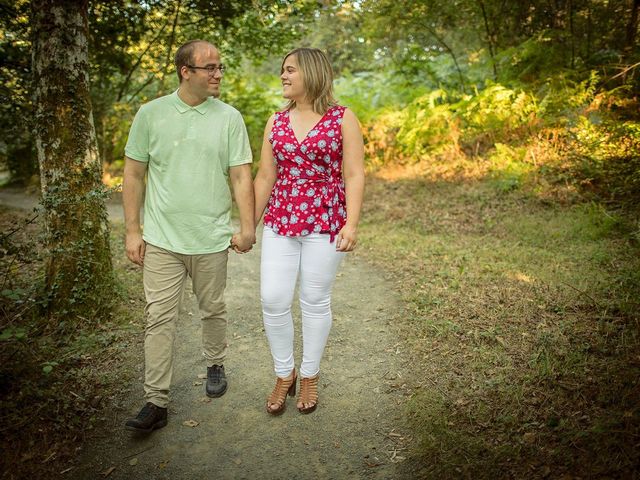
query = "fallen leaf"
(129, 458, 138, 466)
(100, 466, 116, 477)
(197, 374, 207, 379)
(523, 432, 536, 443)
(233, 458, 242, 465)
(183, 419, 199, 428)
(199, 397, 212, 403)
(193, 381, 202, 386)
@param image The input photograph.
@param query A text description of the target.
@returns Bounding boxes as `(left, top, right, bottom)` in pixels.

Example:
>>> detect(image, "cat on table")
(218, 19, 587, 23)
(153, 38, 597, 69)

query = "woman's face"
(280, 54, 305, 102)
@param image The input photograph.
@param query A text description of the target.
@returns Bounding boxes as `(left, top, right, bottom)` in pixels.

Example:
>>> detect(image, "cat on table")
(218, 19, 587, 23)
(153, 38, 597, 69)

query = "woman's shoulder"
(333, 105, 360, 122)
(268, 110, 289, 127)
(327, 104, 348, 117)
(271, 109, 291, 121)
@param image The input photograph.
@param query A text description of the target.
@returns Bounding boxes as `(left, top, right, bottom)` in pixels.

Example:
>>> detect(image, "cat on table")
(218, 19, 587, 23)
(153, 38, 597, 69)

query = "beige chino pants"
(143, 243, 228, 408)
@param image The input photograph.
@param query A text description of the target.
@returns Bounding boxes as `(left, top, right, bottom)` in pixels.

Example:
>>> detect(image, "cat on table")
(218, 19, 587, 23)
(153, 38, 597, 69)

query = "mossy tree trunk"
(32, 0, 115, 320)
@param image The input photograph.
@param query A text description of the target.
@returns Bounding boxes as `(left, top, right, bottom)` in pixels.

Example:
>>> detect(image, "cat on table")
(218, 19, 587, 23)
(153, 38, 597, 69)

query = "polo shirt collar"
(173, 90, 210, 115)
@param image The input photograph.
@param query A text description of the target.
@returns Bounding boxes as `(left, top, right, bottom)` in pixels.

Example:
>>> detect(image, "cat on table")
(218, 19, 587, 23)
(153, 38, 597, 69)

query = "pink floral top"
(264, 105, 347, 242)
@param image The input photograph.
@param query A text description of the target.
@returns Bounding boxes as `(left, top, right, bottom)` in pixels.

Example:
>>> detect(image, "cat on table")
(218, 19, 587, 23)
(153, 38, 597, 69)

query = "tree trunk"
(626, 0, 640, 55)
(477, 0, 499, 81)
(32, 0, 114, 320)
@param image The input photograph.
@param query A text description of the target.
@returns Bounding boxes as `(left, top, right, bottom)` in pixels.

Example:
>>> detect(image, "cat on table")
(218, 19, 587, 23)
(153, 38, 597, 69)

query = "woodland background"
(1, 0, 639, 478)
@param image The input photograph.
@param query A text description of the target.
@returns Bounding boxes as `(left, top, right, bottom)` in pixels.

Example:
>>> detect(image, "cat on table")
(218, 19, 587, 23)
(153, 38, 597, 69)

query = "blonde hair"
(282, 48, 337, 115)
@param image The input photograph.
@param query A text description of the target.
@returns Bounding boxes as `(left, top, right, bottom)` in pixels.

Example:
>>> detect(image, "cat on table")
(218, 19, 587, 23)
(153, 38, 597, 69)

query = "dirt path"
(74, 250, 407, 479)
(0, 190, 410, 478)
(0, 186, 126, 220)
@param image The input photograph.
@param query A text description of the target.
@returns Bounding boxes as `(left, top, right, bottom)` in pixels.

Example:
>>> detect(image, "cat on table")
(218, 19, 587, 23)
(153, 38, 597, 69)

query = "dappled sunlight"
(507, 271, 535, 283)
(370, 155, 488, 182)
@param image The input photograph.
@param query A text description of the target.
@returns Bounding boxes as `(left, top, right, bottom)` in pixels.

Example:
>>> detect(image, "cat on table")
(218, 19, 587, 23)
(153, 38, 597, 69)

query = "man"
(122, 40, 255, 433)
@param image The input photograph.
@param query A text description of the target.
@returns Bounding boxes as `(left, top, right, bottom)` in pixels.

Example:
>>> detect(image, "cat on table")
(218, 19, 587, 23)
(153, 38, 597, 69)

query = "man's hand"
(230, 231, 256, 254)
(126, 232, 146, 266)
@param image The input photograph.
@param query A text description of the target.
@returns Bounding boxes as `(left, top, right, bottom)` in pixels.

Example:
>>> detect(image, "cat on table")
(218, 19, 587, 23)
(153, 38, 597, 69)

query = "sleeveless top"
(263, 105, 347, 242)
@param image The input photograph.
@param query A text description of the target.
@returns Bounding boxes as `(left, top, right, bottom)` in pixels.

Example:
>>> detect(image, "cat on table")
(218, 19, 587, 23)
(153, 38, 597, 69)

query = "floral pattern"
(264, 105, 347, 241)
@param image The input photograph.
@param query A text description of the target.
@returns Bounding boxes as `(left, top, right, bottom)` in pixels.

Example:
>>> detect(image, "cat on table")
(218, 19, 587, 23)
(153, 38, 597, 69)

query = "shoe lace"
(208, 365, 224, 382)
(138, 403, 155, 418)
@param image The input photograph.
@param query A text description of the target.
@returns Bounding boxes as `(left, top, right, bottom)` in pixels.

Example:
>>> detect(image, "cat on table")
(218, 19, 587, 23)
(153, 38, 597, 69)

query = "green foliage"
(335, 70, 430, 122)
(395, 89, 458, 157)
(487, 143, 533, 193)
(0, 0, 37, 184)
(38, 182, 116, 322)
(457, 84, 539, 144)
(566, 115, 640, 206)
(496, 33, 574, 83)
(221, 72, 281, 161)
(0, 213, 138, 478)
(536, 71, 600, 121)
(362, 80, 540, 163)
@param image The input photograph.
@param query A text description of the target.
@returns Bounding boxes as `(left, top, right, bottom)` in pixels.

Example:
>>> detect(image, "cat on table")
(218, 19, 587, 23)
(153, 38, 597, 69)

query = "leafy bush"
(360, 58, 640, 208)
(487, 143, 533, 193)
(395, 89, 460, 157)
(456, 83, 539, 149)
(566, 116, 640, 206)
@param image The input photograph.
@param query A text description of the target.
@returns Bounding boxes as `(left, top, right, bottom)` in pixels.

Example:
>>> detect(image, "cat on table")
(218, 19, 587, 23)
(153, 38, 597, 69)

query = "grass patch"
(359, 171, 640, 478)
(0, 208, 144, 479)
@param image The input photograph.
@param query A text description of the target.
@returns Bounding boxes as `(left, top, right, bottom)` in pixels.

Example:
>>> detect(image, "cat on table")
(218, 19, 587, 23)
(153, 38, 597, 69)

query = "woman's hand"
(230, 231, 256, 254)
(336, 224, 357, 252)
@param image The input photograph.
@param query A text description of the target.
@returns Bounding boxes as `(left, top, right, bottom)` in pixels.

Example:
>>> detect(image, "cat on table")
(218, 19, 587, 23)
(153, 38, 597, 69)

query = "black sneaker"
(125, 402, 168, 433)
(206, 364, 228, 398)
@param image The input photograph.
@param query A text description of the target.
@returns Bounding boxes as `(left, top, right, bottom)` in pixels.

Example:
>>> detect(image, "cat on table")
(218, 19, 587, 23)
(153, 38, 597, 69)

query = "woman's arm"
(337, 108, 365, 252)
(253, 114, 278, 225)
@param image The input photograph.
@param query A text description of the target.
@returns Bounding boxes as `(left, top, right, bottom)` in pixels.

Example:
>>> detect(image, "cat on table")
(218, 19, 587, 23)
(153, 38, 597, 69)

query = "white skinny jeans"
(260, 227, 345, 378)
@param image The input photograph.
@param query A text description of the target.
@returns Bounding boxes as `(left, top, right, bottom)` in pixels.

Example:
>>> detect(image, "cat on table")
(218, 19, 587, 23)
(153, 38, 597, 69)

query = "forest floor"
(1, 167, 638, 479)
(0, 186, 412, 479)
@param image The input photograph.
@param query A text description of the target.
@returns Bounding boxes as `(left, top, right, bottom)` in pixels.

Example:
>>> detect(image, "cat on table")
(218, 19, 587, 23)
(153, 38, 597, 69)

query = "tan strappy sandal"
(266, 369, 297, 415)
(297, 374, 319, 414)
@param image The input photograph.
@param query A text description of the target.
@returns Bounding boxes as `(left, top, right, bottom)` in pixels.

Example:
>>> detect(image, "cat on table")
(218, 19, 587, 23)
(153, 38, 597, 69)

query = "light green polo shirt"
(125, 90, 252, 254)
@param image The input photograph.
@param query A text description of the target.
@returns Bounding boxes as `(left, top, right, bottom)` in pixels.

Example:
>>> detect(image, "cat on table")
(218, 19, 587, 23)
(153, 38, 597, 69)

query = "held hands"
(336, 224, 357, 252)
(125, 232, 146, 266)
(230, 231, 256, 254)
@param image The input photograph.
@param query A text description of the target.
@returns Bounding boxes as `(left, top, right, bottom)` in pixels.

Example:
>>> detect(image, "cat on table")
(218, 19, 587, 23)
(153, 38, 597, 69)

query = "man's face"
(181, 43, 223, 99)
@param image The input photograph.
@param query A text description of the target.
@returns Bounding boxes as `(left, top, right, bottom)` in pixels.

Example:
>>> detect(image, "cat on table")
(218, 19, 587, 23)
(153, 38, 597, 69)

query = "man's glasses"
(187, 64, 226, 75)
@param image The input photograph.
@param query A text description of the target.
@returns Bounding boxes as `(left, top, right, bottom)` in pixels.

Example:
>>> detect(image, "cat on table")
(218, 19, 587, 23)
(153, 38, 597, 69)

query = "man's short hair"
(175, 40, 215, 83)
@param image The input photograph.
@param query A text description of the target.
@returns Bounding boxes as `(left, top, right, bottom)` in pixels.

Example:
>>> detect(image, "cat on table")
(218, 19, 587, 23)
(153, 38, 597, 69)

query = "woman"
(254, 48, 365, 415)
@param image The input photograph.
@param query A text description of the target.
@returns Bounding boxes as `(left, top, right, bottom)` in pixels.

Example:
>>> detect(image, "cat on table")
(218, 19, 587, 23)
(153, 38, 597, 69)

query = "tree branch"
(116, 17, 171, 102)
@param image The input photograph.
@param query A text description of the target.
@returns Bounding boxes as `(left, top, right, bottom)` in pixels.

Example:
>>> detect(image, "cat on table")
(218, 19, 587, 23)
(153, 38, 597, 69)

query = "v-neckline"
(287, 108, 331, 145)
